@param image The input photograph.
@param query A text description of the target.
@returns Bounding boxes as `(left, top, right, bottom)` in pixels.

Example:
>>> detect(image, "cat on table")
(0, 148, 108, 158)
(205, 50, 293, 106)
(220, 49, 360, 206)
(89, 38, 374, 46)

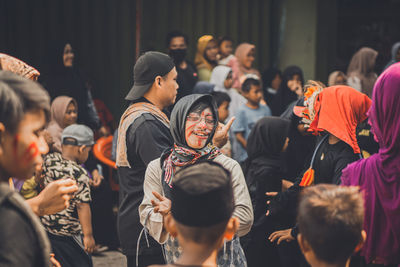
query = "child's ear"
(0, 123, 5, 156)
(78, 145, 87, 154)
(224, 217, 239, 241)
(354, 230, 367, 253)
(297, 233, 311, 254)
(164, 214, 178, 238)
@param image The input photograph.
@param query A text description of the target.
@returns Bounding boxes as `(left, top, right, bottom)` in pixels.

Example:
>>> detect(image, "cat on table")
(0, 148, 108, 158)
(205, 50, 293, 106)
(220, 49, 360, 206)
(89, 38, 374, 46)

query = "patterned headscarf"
(162, 94, 221, 187)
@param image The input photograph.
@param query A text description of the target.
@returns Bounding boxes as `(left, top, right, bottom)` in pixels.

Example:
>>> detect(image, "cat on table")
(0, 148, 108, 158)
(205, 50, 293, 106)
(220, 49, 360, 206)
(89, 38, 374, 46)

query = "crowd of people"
(0, 31, 399, 267)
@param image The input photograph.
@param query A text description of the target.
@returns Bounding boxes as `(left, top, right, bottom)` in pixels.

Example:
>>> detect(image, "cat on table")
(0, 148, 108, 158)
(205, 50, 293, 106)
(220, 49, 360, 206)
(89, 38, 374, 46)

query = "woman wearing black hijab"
(243, 117, 290, 267)
(42, 41, 100, 130)
(139, 94, 253, 267)
(270, 66, 304, 116)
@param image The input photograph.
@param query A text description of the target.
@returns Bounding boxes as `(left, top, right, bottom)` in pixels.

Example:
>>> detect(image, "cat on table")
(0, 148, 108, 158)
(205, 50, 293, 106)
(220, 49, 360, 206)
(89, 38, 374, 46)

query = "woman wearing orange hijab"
(194, 35, 218, 81)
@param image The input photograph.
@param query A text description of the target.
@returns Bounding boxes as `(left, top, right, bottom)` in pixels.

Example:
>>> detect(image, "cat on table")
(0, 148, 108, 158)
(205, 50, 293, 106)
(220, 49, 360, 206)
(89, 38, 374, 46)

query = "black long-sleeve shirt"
(117, 99, 173, 255)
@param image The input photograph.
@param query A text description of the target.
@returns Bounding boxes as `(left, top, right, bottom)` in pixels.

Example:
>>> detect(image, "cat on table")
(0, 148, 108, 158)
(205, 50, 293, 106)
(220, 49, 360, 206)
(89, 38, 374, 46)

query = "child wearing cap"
(40, 124, 96, 267)
(149, 161, 239, 267)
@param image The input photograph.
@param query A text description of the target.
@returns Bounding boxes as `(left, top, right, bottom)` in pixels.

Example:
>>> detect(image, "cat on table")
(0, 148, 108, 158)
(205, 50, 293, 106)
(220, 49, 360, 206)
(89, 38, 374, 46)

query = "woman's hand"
(151, 191, 171, 217)
(212, 117, 235, 148)
(268, 228, 294, 245)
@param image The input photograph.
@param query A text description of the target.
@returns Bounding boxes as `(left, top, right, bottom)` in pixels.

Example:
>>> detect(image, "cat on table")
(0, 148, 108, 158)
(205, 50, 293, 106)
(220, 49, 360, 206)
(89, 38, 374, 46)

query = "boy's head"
(211, 91, 231, 122)
(165, 161, 238, 249)
(61, 124, 95, 164)
(242, 77, 262, 106)
(0, 71, 50, 181)
(218, 36, 233, 58)
(297, 184, 366, 267)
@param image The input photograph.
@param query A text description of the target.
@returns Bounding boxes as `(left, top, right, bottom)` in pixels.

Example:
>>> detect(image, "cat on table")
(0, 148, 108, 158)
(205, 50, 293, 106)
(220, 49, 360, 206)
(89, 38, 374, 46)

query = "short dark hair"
(298, 184, 364, 265)
(211, 91, 231, 107)
(175, 220, 229, 246)
(242, 78, 260, 93)
(218, 36, 233, 47)
(166, 31, 188, 47)
(0, 71, 50, 134)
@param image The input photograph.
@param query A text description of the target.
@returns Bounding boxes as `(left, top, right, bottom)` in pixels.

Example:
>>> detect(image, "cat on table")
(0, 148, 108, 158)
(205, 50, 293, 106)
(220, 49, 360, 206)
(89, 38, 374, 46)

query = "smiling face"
(204, 40, 219, 62)
(219, 40, 233, 58)
(185, 107, 215, 149)
(0, 110, 48, 180)
(243, 48, 255, 69)
(63, 43, 74, 67)
(63, 101, 78, 128)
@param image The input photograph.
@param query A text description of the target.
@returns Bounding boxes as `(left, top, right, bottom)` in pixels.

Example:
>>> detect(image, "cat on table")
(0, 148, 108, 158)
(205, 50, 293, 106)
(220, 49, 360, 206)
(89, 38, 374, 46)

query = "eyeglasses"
(186, 114, 215, 128)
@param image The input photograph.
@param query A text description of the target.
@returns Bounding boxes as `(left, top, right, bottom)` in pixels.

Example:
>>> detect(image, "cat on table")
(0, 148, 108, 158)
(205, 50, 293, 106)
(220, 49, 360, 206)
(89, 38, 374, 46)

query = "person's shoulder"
(128, 113, 168, 133)
(214, 154, 241, 171)
(148, 157, 163, 171)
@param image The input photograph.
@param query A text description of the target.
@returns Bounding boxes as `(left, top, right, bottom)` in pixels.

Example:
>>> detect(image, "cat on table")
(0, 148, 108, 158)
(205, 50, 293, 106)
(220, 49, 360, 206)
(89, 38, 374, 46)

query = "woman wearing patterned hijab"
(139, 94, 253, 267)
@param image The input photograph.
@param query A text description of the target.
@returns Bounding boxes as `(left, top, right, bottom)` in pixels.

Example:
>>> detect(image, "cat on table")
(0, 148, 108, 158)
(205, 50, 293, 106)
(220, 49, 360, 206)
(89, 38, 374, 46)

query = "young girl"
(210, 65, 246, 119)
(46, 96, 78, 152)
(244, 117, 290, 267)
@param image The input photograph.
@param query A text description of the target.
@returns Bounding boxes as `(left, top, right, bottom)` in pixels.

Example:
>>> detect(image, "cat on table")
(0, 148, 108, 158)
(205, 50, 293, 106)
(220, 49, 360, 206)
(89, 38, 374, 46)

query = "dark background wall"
(1, 0, 400, 119)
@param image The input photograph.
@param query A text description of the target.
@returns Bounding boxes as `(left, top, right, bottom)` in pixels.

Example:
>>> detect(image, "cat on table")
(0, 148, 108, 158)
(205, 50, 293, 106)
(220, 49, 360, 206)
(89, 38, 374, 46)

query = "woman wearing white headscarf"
(210, 65, 246, 119)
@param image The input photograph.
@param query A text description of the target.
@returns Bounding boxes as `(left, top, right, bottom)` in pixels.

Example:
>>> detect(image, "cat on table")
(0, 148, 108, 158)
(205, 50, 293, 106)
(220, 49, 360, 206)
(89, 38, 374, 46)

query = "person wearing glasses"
(139, 94, 253, 267)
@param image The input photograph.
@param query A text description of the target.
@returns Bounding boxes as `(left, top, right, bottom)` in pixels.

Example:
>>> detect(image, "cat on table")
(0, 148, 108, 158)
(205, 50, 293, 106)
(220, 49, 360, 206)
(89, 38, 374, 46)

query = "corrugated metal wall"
(1, 0, 273, 117)
(141, 0, 272, 72)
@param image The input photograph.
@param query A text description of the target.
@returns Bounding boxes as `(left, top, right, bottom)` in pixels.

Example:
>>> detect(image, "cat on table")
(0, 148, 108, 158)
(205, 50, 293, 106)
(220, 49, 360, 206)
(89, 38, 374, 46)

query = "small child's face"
(77, 146, 92, 164)
(244, 85, 263, 105)
(219, 40, 233, 58)
(218, 101, 230, 123)
(224, 72, 233, 89)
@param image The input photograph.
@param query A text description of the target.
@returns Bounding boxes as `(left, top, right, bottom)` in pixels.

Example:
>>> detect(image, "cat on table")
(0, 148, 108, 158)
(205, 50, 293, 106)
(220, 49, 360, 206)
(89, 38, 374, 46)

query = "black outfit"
(175, 61, 198, 102)
(242, 117, 290, 267)
(356, 120, 379, 156)
(270, 66, 304, 116)
(270, 136, 360, 267)
(117, 97, 172, 267)
(47, 232, 92, 267)
(41, 41, 100, 130)
(280, 98, 316, 181)
(0, 183, 51, 267)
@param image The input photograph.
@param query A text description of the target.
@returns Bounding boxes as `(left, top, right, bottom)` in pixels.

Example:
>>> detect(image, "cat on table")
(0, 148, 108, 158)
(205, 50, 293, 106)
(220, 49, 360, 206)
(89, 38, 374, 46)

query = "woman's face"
(185, 107, 215, 149)
(243, 48, 255, 69)
(63, 102, 78, 127)
(205, 41, 218, 62)
(63, 43, 74, 67)
(224, 71, 233, 89)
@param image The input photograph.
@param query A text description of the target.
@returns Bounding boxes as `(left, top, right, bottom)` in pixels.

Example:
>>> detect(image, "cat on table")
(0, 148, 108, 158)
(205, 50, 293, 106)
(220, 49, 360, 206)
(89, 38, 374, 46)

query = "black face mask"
(169, 48, 187, 64)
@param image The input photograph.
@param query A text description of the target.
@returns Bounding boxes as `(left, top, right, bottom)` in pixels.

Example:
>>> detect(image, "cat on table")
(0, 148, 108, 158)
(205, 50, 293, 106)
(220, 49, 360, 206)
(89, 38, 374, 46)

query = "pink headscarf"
(46, 96, 77, 152)
(233, 43, 261, 88)
(341, 63, 400, 265)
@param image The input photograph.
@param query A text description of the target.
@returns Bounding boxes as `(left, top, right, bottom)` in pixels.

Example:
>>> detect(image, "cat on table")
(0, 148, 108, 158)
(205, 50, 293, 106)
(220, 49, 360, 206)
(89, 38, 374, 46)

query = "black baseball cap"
(125, 51, 175, 101)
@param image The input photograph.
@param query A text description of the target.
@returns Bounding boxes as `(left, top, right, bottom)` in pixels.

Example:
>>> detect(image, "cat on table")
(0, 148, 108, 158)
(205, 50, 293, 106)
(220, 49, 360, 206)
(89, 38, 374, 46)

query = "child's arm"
(235, 132, 247, 148)
(77, 202, 95, 254)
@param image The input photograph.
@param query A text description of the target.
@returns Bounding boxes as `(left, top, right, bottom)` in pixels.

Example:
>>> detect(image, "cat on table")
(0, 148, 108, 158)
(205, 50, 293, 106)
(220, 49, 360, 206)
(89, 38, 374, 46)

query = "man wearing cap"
(116, 51, 178, 266)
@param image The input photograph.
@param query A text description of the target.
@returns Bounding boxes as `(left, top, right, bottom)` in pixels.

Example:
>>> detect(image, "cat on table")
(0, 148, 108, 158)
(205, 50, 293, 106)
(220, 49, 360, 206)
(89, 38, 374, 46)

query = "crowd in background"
(0, 31, 399, 267)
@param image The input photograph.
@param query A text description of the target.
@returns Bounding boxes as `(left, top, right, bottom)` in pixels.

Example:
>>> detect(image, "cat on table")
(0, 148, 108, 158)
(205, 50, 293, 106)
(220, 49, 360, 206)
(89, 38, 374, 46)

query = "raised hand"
(151, 191, 171, 217)
(212, 117, 235, 148)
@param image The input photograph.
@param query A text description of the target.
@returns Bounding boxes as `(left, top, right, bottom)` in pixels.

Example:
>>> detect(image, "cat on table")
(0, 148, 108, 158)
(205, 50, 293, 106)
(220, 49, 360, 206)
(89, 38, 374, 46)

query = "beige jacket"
(139, 154, 253, 244)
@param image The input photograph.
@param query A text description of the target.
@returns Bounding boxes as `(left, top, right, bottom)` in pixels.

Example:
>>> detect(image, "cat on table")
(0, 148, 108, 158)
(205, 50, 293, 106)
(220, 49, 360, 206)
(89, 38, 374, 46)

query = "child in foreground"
(297, 184, 366, 267)
(149, 161, 238, 267)
(41, 124, 96, 267)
